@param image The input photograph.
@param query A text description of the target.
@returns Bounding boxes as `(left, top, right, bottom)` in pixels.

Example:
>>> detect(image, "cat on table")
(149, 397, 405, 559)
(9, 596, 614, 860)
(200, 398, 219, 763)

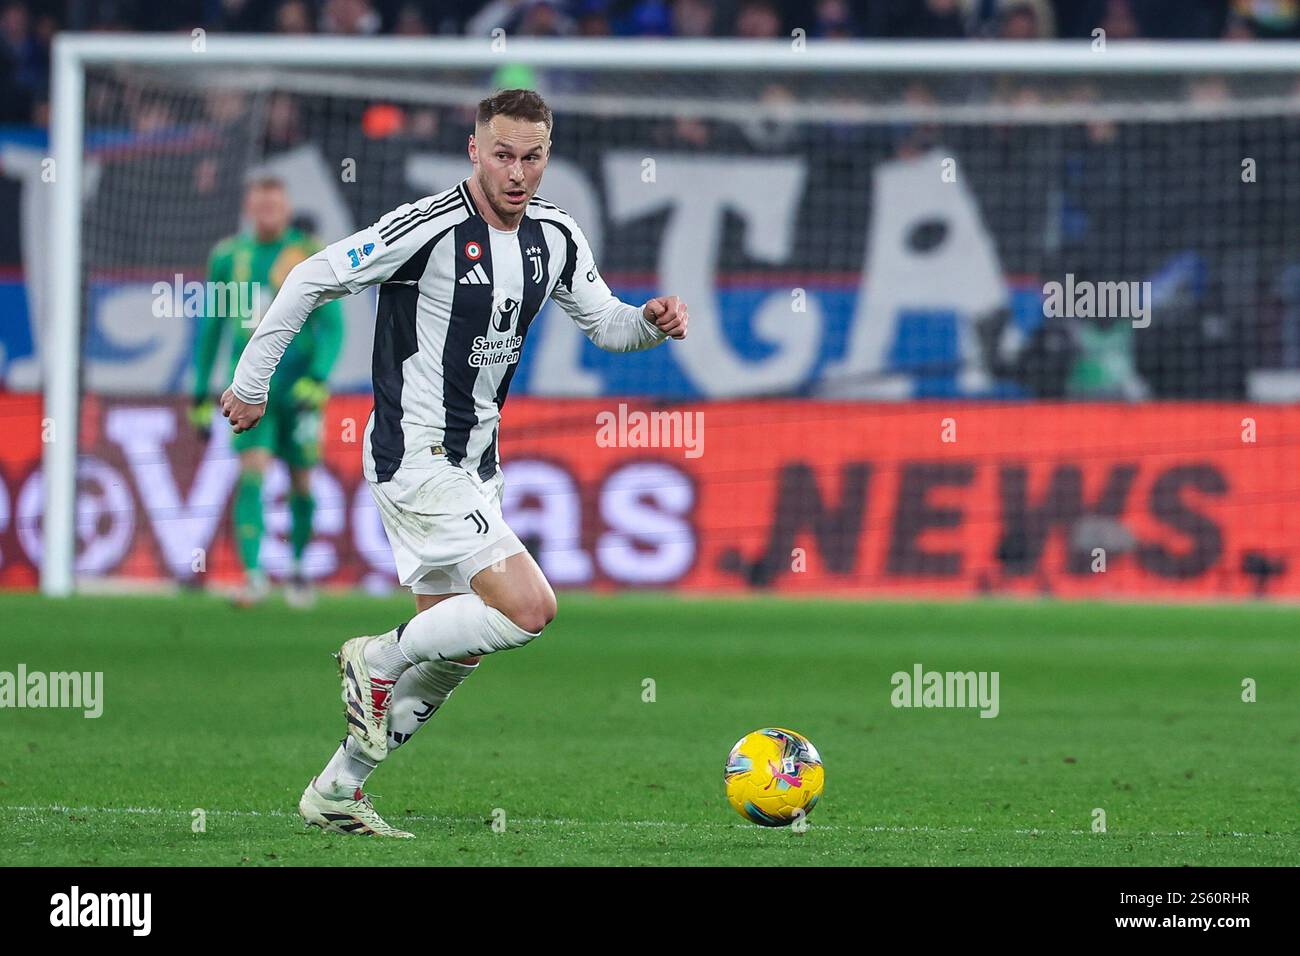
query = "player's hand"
(220, 387, 267, 434)
(189, 398, 214, 440)
(643, 295, 688, 340)
(290, 377, 329, 411)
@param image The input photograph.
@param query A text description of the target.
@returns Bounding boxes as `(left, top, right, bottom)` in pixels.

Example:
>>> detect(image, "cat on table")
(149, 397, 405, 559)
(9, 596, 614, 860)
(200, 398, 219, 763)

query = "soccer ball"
(724, 727, 824, 827)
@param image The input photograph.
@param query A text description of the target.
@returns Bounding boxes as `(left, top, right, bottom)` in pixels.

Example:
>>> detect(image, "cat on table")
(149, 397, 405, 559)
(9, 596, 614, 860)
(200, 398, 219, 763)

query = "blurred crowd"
(2, 0, 1298, 125)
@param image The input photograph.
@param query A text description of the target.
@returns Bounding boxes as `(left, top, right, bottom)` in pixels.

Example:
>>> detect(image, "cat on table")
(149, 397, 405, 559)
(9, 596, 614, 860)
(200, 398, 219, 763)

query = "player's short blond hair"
(476, 89, 553, 132)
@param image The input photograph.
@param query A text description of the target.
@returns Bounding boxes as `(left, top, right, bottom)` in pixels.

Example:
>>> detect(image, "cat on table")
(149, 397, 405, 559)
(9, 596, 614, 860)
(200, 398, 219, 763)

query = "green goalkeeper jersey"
(193, 227, 344, 401)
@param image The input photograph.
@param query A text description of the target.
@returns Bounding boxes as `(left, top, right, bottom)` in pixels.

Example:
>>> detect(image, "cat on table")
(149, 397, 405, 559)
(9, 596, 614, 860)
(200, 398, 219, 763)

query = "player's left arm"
(550, 221, 687, 350)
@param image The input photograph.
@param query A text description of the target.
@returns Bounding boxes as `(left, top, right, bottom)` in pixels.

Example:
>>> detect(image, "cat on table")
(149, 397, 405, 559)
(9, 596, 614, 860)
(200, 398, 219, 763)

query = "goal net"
(40, 37, 1300, 599)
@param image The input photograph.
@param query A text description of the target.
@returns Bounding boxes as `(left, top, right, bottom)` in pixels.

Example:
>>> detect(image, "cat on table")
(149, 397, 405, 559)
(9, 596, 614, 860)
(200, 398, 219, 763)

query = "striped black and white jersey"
(230, 178, 667, 485)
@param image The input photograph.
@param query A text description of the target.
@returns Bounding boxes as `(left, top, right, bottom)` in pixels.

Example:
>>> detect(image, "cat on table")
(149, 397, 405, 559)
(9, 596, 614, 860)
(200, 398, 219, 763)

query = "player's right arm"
(224, 199, 437, 433)
(223, 251, 347, 431)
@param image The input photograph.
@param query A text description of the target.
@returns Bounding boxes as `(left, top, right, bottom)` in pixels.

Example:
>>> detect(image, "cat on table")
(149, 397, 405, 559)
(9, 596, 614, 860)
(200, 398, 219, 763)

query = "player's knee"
(510, 597, 556, 636)
(239, 450, 269, 475)
(504, 586, 556, 637)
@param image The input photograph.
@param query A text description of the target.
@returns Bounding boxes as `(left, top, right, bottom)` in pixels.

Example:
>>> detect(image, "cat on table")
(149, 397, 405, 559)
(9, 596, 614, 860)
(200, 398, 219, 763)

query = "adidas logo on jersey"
(458, 263, 489, 285)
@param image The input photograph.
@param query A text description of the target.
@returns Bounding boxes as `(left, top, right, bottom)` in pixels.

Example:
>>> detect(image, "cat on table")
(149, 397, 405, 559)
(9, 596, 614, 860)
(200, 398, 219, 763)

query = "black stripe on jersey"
(370, 285, 420, 483)
(378, 190, 460, 242)
(479, 424, 499, 482)
(379, 191, 458, 243)
(459, 180, 481, 218)
(527, 196, 565, 215)
(478, 215, 551, 480)
(442, 216, 493, 467)
(382, 191, 466, 246)
(534, 217, 579, 292)
(369, 229, 452, 482)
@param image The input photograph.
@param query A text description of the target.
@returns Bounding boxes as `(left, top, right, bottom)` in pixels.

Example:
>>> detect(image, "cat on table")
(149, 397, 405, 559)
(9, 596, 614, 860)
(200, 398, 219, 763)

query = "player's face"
(245, 184, 290, 239)
(469, 116, 550, 223)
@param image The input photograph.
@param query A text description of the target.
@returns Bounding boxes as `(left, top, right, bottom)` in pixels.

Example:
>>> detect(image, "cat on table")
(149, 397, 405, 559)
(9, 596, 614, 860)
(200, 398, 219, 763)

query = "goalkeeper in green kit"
(191, 175, 344, 608)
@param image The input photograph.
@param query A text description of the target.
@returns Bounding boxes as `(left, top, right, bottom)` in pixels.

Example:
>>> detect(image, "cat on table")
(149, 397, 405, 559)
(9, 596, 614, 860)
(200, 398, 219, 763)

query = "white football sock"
(365, 593, 540, 680)
(387, 658, 478, 750)
(313, 661, 477, 797)
(314, 737, 376, 799)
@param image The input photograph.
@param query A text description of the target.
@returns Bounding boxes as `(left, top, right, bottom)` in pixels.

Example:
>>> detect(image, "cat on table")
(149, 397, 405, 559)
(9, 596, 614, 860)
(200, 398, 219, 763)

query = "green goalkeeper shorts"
(231, 399, 323, 469)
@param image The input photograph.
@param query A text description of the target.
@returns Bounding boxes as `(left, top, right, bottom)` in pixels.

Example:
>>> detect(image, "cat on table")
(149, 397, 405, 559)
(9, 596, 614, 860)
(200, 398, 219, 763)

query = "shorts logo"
(464, 510, 489, 534)
(464, 240, 483, 261)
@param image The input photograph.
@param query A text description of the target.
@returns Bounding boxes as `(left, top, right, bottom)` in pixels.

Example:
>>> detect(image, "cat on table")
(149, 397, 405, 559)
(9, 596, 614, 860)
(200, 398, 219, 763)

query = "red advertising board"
(0, 394, 1296, 598)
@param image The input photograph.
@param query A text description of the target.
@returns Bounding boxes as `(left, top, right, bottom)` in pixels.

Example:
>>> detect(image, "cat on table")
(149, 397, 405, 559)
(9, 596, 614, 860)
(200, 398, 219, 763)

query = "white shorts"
(369, 455, 526, 595)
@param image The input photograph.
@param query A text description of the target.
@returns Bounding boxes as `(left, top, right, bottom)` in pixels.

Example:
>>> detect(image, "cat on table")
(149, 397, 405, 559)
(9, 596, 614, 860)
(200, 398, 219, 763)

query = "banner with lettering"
(0, 395, 1295, 598)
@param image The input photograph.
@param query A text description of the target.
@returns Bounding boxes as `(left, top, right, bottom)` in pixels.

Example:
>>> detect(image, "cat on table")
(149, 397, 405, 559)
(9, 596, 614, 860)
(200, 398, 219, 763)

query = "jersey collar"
(459, 179, 482, 219)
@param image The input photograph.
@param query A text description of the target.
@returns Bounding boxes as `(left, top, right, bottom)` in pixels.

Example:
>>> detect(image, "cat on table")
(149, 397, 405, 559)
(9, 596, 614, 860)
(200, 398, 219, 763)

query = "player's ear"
(467, 133, 477, 162)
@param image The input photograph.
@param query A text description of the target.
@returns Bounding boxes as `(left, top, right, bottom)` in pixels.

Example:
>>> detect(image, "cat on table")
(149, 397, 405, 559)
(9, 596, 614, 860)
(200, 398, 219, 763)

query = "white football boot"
(336, 633, 397, 763)
(285, 571, 317, 610)
(298, 779, 414, 838)
(231, 570, 270, 608)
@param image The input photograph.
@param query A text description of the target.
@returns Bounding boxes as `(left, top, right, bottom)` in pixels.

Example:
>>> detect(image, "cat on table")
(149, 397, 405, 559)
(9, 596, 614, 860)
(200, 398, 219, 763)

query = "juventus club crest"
(525, 244, 543, 283)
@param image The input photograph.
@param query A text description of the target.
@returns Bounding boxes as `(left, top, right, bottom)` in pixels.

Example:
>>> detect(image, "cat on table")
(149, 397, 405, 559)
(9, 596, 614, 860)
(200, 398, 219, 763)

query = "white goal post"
(44, 35, 1300, 595)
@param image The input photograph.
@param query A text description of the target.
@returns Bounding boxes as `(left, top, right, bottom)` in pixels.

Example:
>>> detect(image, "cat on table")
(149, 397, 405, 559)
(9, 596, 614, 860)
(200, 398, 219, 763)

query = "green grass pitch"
(0, 592, 1295, 866)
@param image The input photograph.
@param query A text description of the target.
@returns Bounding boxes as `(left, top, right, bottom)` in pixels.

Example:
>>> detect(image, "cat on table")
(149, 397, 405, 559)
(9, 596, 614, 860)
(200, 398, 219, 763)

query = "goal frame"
(44, 34, 1300, 595)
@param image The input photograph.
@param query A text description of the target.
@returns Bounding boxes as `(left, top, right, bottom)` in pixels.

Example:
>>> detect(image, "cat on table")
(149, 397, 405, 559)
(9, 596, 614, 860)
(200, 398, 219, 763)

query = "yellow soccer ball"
(724, 727, 824, 827)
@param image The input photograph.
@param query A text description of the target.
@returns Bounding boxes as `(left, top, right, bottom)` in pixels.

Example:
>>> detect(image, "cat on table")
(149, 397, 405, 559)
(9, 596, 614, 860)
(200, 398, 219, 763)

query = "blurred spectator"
(1098, 0, 1141, 41)
(892, 81, 943, 157)
(899, 0, 969, 39)
(321, 0, 382, 35)
(740, 81, 800, 149)
(1067, 312, 1150, 400)
(265, 91, 306, 148)
(575, 0, 612, 36)
(812, 0, 855, 39)
(214, 0, 262, 32)
(391, 4, 430, 36)
(0, 2, 43, 111)
(515, 0, 574, 37)
(672, 0, 715, 38)
(1223, 14, 1259, 39)
(1231, 0, 1300, 38)
(1000, 0, 1056, 40)
(620, 0, 673, 37)
(735, 0, 782, 39)
(274, 0, 314, 34)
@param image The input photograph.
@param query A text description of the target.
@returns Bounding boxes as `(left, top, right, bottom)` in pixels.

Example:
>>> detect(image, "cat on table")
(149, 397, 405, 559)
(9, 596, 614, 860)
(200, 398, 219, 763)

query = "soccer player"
(220, 90, 688, 837)
(192, 175, 343, 609)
